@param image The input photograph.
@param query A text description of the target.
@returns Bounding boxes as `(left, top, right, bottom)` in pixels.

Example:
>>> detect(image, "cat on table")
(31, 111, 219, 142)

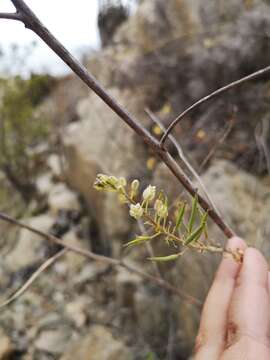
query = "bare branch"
(160, 65, 270, 146)
(145, 108, 221, 216)
(0, 12, 22, 21)
(0, 212, 201, 305)
(0, 249, 67, 309)
(199, 118, 234, 172)
(7, 0, 234, 238)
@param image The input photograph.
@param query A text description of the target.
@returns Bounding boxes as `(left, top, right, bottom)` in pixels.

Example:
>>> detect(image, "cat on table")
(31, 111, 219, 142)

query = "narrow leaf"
(185, 212, 208, 245)
(124, 233, 160, 247)
(148, 253, 180, 262)
(124, 235, 151, 247)
(188, 192, 198, 234)
(175, 202, 187, 231)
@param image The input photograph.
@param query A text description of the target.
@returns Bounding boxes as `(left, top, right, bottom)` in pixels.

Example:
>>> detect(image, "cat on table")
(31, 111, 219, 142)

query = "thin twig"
(198, 118, 234, 172)
(0, 12, 22, 21)
(0, 212, 201, 305)
(160, 65, 270, 146)
(0, 249, 67, 309)
(145, 108, 221, 216)
(4, 0, 234, 239)
(138, 220, 162, 278)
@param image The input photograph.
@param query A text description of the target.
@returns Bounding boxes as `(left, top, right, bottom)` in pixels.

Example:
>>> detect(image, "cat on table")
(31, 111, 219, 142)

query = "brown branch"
(0, 212, 201, 306)
(160, 65, 270, 146)
(4, 0, 235, 239)
(0, 12, 22, 21)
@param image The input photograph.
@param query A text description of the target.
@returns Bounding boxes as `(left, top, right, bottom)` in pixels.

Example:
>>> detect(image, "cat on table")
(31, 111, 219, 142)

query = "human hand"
(194, 237, 270, 359)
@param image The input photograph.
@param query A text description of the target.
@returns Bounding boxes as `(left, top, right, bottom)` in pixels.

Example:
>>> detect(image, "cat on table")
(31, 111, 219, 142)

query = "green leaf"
(185, 212, 208, 245)
(188, 192, 198, 234)
(124, 233, 160, 247)
(124, 235, 152, 247)
(148, 253, 180, 262)
(175, 202, 187, 231)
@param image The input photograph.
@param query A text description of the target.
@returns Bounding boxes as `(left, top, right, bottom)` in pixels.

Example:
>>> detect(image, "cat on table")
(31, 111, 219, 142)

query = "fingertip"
(241, 247, 268, 286)
(226, 236, 246, 251)
(244, 247, 268, 270)
(217, 237, 246, 280)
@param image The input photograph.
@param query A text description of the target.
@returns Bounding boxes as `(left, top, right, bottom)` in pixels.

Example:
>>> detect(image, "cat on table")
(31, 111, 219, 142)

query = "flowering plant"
(94, 174, 243, 262)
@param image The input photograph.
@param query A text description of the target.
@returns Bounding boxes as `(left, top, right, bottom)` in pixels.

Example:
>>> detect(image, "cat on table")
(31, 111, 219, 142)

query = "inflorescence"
(94, 174, 243, 262)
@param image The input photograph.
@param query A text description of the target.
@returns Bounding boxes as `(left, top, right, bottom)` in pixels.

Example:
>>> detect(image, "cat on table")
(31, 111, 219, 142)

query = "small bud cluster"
(94, 174, 126, 192)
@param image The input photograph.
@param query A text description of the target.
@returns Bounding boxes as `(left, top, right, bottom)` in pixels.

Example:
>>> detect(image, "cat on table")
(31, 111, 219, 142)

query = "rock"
(0, 329, 13, 359)
(35, 328, 74, 355)
(62, 88, 148, 244)
(36, 173, 54, 196)
(65, 298, 89, 327)
(115, 0, 201, 51)
(134, 288, 169, 349)
(62, 231, 87, 272)
(5, 214, 55, 272)
(47, 154, 65, 180)
(60, 325, 133, 360)
(48, 183, 80, 215)
(201, 159, 270, 251)
(71, 262, 110, 285)
(115, 266, 141, 308)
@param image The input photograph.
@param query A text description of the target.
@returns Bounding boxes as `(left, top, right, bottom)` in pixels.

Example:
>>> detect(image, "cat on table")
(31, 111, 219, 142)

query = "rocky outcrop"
(62, 88, 149, 252)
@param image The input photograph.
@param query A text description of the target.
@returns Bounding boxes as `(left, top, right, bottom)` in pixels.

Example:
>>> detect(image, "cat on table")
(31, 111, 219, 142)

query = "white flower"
(154, 199, 168, 219)
(142, 185, 156, 202)
(129, 203, 144, 220)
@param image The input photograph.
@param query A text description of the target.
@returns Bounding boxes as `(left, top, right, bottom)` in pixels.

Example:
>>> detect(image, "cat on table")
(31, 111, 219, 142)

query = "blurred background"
(0, 0, 270, 359)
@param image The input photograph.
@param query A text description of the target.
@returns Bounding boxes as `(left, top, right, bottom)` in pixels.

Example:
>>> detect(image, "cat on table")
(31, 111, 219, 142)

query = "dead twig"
(160, 65, 270, 146)
(0, 249, 67, 309)
(0, 212, 201, 306)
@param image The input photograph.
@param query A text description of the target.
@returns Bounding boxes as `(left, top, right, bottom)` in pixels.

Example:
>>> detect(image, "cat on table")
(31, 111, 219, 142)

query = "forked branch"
(2, 0, 235, 238)
(0, 12, 21, 21)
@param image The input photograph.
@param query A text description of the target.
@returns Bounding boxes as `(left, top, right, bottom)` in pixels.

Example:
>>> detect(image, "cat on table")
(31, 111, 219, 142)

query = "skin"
(194, 237, 270, 360)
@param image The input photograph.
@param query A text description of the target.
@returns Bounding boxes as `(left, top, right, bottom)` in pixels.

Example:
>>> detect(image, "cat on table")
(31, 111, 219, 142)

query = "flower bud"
(142, 185, 156, 202)
(131, 179, 140, 192)
(118, 177, 127, 188)
(154, 199, 168, 219)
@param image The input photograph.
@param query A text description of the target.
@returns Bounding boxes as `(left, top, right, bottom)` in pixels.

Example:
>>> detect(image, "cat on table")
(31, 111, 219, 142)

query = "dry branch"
(0, 0, 236, 238)
(160, 65, 270, 146)
(0, 212, 201, 306)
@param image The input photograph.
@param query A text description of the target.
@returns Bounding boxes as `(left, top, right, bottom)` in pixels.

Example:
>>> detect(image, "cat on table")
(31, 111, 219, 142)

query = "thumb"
(224, 248, 270, 356)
